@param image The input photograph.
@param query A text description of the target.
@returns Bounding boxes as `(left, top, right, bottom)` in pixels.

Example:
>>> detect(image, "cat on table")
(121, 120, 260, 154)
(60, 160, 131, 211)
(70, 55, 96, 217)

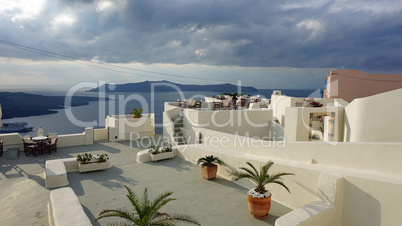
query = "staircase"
(172, 115, 186, 145)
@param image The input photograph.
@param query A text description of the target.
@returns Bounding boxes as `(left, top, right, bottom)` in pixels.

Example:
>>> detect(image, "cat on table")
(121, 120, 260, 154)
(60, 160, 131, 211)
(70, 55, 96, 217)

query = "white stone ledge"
(276, 174, 343, 226)
(49, 187, 91, 226)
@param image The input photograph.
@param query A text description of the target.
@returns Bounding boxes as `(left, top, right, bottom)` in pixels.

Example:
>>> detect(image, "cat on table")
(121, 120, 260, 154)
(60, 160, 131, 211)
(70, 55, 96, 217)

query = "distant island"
(0, 92, 103, 119)
(86, 80, 259, 93)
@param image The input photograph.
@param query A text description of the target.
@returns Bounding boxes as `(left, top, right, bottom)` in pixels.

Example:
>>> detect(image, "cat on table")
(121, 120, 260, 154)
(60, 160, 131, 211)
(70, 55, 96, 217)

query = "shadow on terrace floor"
(1, 138, 292, 226)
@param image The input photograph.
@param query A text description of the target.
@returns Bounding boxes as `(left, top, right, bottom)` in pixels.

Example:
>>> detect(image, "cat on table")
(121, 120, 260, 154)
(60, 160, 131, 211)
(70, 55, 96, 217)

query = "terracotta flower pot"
(201, 164, 218, 180)
(247, 193, 272, 219)
(133, 115, 141, 118)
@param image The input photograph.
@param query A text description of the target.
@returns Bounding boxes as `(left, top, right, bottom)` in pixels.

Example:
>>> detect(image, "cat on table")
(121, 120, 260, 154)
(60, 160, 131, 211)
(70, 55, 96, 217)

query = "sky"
(0, 0, 401, 89)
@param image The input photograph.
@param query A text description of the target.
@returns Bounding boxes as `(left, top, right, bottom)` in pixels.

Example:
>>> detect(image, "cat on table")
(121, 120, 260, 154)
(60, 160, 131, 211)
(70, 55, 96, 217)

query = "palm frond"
(94, 209, 136, 223)
(197, 155, 224, 167)
(149, 192, 175, 221)
(124, 185, 142, 218)
(231, 161, 294, 194)
(271, 180, 292, 193)
(151, 213, 201, 226)
(94, 187, 200, 226)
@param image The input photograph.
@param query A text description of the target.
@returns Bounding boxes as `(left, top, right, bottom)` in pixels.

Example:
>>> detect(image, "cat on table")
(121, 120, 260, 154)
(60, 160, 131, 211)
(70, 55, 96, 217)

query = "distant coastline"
(0, 92, 104, 119)
(86, 80, 259, 93)
(0, 85, 322, 120)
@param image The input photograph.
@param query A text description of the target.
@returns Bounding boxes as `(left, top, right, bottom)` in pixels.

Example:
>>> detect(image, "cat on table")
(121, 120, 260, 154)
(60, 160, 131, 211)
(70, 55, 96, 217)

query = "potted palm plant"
(231, 161, 294, 219)
(197, 155, 224, 180)
(94, 185, 200, 225)
(130, 108, 143, 118)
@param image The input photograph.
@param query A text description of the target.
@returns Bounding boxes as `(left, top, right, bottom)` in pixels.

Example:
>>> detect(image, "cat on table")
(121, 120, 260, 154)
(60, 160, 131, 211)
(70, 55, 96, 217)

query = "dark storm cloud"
(1, 0, 401, 72)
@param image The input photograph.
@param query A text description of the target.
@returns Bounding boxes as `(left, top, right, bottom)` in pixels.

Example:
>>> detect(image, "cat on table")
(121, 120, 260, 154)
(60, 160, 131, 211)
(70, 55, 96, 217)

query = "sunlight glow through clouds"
(97, 1, 114, 13)
(0, 0, 45, 21)
(296, 19, 324, 41)
(51, 13, 76, 30)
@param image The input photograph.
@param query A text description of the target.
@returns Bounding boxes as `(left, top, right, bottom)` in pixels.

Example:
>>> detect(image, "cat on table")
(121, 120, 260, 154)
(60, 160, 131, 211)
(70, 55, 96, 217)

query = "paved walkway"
(0, 137, 292, 226)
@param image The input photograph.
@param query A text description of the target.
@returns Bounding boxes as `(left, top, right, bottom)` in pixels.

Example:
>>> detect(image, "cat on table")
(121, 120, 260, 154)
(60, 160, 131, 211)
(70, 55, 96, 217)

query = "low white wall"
(58, 133, 86, 148)
(107, 114, 155, 141)
(198, 129, 402, 177)
(163, 112, 175, 145)
(0, 128, 95, 149)
(183, 108, 273, 138)
(94, 128, 108, 141)
(0, 133, 24, 150)
(182, 127, 197, 144)
(276, 174, 344, 226)
(268, 120, 284, 141)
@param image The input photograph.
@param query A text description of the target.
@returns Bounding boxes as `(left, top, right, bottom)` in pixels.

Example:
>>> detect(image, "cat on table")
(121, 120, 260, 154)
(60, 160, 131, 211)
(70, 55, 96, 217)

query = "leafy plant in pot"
(76, 153, 93, 164)
(76, 153, 111, 173)
(130, 108, 143, 118)
(197, 155, 224, 180)
(149, 145, 174, 162)
(231, 161, 294, 219)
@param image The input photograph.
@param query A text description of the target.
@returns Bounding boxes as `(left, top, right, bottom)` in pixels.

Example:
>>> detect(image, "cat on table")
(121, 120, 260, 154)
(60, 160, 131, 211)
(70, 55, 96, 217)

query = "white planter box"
(78, 161, 112, 173)
(150, 152, 174, 162)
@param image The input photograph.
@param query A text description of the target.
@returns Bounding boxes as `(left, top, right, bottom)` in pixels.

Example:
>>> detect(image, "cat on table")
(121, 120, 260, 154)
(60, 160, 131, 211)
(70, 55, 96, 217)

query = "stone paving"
(0, 136, 292, 226)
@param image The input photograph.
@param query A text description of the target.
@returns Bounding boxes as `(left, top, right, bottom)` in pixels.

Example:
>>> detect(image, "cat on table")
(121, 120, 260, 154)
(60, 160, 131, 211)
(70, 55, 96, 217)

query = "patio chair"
(0, 139, 3, 156)
(240, 98, 248, 107)
(23, 138, 39, 157)
(177, 99, 183, 108)
(194, 100, 202, 109)
(213, 102, 222, 110)
(230, 100, 238, 110)
(222, 100, 231, 110)
(43, 136, 58, 154)
(188, 100, 197, 109)
(244, 100, 250, 108)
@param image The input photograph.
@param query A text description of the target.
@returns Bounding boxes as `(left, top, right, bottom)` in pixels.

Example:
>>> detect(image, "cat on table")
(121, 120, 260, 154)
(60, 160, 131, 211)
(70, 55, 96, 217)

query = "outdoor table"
(32, 136, 49, 154)
(32, 136, 48, 142)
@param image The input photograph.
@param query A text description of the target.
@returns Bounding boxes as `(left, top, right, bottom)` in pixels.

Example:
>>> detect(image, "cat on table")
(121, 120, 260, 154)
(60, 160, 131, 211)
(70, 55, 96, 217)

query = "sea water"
(0, 86, 321, 135)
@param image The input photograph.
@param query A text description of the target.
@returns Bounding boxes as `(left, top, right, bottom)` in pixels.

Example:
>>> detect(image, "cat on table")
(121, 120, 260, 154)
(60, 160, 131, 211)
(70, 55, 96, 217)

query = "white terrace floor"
(0, 135, 292, 226)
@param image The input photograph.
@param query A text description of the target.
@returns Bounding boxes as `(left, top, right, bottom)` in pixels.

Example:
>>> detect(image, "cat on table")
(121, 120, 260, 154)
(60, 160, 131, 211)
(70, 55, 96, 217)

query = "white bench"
(45, 158, 78, 188)
(49, 187, 91, 226)
(136, 149, 152, 163)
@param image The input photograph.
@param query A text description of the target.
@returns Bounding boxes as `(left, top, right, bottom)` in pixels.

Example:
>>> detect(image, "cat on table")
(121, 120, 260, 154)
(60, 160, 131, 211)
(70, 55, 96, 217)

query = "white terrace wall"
(0, 127, 95, 150)
(177, 129, 402, 225)
(106, 114, 155, 141)
(344, 88, 402, 142)
(94, 128, 108, 141)
(163, 104, 182, 145)
(183, 108, 273, 139)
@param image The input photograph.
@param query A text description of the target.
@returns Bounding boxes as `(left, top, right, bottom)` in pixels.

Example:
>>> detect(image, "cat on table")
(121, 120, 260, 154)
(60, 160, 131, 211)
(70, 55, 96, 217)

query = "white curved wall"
(344, 88, 402, 142)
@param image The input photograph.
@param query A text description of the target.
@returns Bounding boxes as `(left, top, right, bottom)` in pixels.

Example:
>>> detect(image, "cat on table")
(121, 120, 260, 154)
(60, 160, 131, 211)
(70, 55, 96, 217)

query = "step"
(174, 123, 183, 127)
(174, 132, 183, 137)
(172, 118, 183, 123)
(174, 137, 184, 142)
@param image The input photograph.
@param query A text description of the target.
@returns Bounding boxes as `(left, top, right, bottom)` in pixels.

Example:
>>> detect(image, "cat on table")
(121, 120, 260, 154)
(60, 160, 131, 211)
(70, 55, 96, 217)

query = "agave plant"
(94, 186, 200, 226)
(231, 161, 294, 194)
(197, 155, 224, 167)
